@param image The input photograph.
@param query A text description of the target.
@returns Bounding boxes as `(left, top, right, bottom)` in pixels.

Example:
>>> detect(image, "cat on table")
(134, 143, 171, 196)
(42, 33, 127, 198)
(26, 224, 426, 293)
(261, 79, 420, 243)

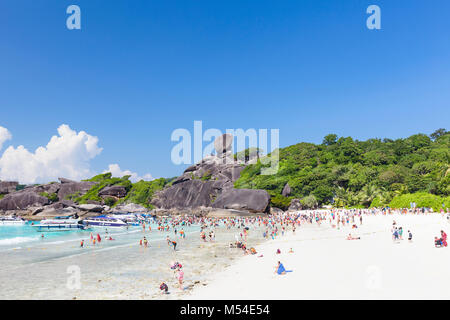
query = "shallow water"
(0, 221, 266, 299)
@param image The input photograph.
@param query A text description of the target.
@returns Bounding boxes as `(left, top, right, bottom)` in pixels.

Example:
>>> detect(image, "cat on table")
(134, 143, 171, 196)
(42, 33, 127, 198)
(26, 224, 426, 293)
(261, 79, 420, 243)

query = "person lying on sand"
(346, 233, 360, 240)
(159, 282, 169, 294)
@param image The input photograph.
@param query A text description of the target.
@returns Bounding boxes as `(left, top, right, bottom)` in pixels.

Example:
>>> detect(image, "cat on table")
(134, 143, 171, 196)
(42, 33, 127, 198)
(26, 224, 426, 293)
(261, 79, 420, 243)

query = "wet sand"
(0, 223, 266, 299)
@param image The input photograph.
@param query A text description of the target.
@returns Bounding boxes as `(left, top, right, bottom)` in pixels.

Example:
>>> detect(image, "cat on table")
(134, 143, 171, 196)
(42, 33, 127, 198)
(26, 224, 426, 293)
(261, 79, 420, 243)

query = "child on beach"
(176, 269, 184, 289)
(435, 237, 443, 248)
(159, 282, 169, 294)
(408, 230, 413, 242)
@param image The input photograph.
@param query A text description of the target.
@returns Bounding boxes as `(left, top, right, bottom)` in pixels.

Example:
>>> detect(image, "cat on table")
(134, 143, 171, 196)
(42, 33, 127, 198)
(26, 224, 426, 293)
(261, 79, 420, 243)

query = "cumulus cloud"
(0, 124, 103, 184)
(104, 164, 154, 183)
(0, 126, 12, 150)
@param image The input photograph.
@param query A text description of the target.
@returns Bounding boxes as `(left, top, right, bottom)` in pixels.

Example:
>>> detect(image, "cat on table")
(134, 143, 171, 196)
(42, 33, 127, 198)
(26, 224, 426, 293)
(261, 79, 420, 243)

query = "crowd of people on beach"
(46, 206, 448, 295)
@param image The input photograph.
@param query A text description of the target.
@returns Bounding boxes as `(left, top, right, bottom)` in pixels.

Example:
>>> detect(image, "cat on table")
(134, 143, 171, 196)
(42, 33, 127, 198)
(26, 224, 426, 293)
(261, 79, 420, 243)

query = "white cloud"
(0, 126, 12, 151)
(0, 124, 103, 184)
(104, 164, 154, 183)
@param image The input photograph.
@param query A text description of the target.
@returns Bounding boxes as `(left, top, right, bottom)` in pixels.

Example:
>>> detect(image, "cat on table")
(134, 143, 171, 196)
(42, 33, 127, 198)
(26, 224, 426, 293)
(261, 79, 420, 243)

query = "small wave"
(0, 237, 38, 246)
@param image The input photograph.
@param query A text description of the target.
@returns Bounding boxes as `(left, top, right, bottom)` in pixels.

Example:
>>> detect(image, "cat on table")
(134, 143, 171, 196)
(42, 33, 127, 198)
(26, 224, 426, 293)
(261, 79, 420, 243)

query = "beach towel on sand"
(277, 264, 293, 275)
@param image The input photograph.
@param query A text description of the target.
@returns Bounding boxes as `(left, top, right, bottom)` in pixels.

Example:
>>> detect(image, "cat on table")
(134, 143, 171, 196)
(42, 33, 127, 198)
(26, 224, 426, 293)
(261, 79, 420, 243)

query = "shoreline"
(1, 211, 450, 299)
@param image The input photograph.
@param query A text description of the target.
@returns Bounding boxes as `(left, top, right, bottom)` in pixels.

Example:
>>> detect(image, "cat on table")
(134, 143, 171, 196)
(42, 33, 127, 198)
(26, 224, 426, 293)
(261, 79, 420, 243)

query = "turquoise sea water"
(0, 220, 264, 299)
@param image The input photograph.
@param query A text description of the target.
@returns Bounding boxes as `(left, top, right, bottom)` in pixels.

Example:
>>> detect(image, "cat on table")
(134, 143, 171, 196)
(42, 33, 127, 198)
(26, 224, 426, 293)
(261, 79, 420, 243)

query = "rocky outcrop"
(0, 191, 49, 210)
(270, 207, 284, 215)
(282, 183, 291, 197)
(152, 179, 224, 209)
(34, 206, 78, 217)
(212, 189, 270, 213)
(57, 178, 95, 201)
(110, 203, 148, 213)
(99, 186, 127, 198)
(151, 135, 271, 214)
(151, 150, 249, 209)
(0, 181, 18, 194)
(77, 204, 103, 212)
(28, 183, 60, 195)
(288, 198, 302, 211)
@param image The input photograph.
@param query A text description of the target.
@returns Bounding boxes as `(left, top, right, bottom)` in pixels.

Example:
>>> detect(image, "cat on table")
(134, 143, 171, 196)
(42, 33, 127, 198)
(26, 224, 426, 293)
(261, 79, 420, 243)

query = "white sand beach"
(188, 213, 450, 299)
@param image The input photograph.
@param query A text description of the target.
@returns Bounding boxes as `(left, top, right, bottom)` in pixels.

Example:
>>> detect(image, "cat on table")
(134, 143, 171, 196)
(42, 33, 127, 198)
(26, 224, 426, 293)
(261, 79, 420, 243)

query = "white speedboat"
(82, 216, 128, 228)
(0, 215, 27, 226)
(32, 215, 87, 232)
(109, 213, 143, 226)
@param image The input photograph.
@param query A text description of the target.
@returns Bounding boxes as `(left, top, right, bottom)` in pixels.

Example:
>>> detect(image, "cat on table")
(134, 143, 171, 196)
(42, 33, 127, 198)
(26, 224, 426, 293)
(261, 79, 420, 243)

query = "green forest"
(234, 129, 450, 211)
(65, 129, 449, 211)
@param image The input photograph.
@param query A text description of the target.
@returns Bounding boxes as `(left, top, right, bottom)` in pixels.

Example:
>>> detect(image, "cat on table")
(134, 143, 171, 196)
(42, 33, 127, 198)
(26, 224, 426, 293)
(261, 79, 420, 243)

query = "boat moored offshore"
(32, 215, 87, 232)
(0, 215, 27, 226)
(82, 216, 128, 228)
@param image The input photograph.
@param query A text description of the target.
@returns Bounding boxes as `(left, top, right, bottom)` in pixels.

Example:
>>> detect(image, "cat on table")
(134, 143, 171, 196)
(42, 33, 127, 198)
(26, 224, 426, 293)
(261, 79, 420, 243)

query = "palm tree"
(357, 184, 382, 207)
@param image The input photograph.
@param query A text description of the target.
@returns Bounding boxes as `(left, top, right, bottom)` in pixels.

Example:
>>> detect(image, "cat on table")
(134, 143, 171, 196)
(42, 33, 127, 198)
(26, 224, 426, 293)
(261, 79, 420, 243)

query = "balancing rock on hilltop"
(151, 134, 270, 213)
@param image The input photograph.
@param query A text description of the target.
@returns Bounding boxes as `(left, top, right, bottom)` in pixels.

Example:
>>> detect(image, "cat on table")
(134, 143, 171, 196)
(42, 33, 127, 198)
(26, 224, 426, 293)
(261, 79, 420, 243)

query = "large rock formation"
(212, 188, 270, 213)
(98, 186, 127, 198)
(0, 181, 18, 194)
(151, 134, 271, 213)
(0, 191, 49, 210)
(111, 203, 148, 213)
(282, 183, 291, 197)
(77, 204, 104, 212)
(288, 198, 302, 211)
(152, 179, 225, 209)
(57, 178, 95, 201)
(0, 177, 95, 215)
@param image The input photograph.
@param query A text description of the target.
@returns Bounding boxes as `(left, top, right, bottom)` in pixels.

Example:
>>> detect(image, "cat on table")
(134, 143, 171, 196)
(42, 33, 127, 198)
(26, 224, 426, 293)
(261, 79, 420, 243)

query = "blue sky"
(0, 0, 449, 181)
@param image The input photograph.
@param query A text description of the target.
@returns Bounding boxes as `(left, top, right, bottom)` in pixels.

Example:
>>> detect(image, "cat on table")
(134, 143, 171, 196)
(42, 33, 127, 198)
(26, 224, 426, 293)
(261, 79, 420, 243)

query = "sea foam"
(0, 237, 38, 246)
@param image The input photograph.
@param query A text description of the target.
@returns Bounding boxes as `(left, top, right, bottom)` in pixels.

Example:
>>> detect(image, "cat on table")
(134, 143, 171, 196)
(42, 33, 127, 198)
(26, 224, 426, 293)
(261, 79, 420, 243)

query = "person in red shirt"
(440, 230, 447, 247)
